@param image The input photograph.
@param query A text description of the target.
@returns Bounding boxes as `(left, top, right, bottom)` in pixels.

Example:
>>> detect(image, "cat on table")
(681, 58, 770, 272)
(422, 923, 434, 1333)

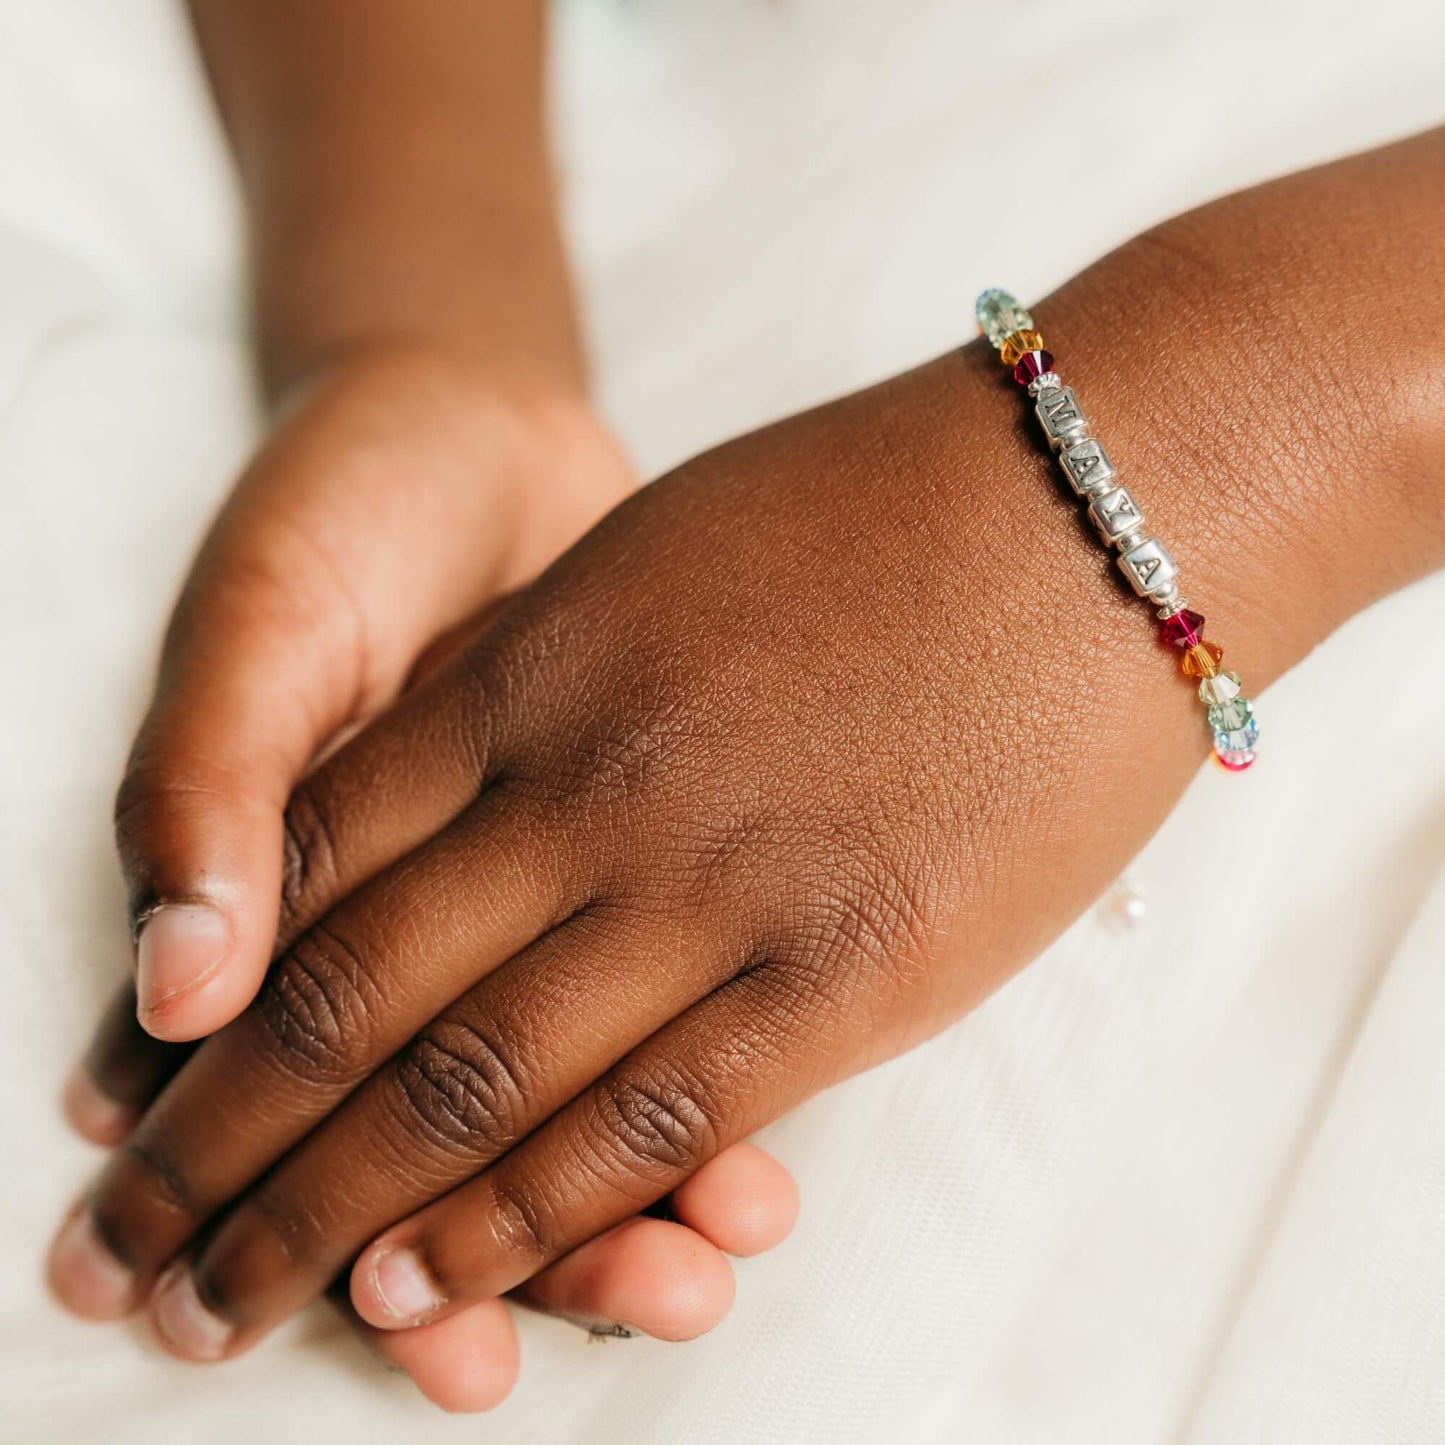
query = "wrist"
(253, 199, 587, 407)
(1028, 137, 1445, 694)
(269, 340, 632, 594)
(820, 146, 1442, 821)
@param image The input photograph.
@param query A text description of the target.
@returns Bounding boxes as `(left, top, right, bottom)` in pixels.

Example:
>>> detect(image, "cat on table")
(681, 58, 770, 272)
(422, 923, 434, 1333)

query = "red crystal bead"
(1012, 349, 1054, 386)
(1158, 608, 1206, 649)
(1214, 747, 1256, 772)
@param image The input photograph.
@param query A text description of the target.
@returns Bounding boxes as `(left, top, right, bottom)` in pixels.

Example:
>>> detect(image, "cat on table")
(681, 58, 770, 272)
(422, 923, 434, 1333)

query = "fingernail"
(61, 1065, 135, 1145)
(152, 1265, 232, 1360)
(136, 904, 230, 1024)
(370, 1248, 443, 1325)
(48, 1208, 135, 1319)
(60, 1063, 136, 1138)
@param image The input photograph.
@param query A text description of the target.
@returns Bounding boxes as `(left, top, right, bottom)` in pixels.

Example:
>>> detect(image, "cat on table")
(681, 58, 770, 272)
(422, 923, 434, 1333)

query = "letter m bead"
(1118, 538, 1178, 598)
(1034, 386, 1088, 450)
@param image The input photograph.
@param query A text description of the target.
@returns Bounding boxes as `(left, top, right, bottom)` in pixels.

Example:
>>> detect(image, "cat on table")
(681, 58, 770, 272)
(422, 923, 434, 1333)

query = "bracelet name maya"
(976, 287, 1259, 773)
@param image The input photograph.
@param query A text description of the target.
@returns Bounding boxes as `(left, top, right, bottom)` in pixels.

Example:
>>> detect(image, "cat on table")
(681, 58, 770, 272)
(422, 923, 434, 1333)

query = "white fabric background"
(2, 2, 1443, 1442)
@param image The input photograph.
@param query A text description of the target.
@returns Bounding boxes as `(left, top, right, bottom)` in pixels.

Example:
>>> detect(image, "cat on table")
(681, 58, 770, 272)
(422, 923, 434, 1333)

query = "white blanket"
(3, 2, 1444, 1441)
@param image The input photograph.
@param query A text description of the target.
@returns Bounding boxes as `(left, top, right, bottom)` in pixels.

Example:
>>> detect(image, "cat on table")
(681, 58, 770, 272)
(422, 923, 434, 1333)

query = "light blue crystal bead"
(1213, 717, 1259, 754)
(975, 288, 1035, 349)
(1207, 696, 1254, 733)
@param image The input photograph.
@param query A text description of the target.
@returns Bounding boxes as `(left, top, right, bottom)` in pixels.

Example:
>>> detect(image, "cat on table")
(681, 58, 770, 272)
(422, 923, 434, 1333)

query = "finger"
(117, 619, 502, 1043)
(352, 962, 837, 1328)
(517, 1217, 734, 1342)
(113, 353, 557, 1044)
(143, 911, 733, 1357)
(350, 1297, 520, 1414)
(46, 1203, 141, 1321)
(75, 655, 504, 1144)
(63, 984, 188, 1146)
(115, 518, 365, 1040)
(52, 791, 570, 1321)
(666, 1142, 799, 1258)
(344, 1139, 790, 1409)
(516, 1142, 797, 1334)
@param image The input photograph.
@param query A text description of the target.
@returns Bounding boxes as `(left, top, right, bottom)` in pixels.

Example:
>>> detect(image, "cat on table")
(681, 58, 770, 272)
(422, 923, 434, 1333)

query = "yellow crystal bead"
(999, 329, 1045, 367)
(1181, 641, 1224, 679)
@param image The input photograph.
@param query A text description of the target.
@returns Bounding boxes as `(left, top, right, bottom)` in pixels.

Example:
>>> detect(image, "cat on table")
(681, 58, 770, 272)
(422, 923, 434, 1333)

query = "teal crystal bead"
(975, 288, 1035, 350)
(1206, 695, 1254, 733)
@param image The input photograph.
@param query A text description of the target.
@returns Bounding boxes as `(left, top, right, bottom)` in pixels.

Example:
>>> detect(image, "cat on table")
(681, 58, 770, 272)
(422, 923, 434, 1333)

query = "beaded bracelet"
(975, 288, 1258, 771)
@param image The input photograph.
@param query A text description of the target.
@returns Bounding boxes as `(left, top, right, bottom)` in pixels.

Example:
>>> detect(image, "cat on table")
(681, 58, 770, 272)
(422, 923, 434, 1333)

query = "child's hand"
(54, 129, 1443, 1396)
(55, 332, 1230, 1362)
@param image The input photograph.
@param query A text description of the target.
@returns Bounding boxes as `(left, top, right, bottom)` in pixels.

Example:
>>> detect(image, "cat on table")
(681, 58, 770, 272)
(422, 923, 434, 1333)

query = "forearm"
(189, 0, 582, 401)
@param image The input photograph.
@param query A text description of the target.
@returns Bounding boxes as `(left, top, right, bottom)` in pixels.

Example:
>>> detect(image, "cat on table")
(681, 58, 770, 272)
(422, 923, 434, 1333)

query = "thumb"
(115, 518, 368, 1042)
(111, 355, 635, 1043)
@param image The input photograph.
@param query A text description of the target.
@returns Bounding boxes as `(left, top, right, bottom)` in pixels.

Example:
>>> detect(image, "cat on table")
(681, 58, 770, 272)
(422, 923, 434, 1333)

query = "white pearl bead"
(1099, 879, 1148, 932)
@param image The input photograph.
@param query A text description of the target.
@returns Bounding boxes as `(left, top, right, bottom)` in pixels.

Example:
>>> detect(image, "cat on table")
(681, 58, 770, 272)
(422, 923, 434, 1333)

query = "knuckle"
(112, 757, 228, 918)
(563, 691, 693, 807)
(90, 1132, 197, 1264)
(802, 843, 936, 975)
(675, 808, 774, 905)
(112, 738, 182, 839)
(277, 783, 341, 946)
(115, 1132, 195, 1220)
(255, 923, 379, 1086)
(457, 602, 569, 750)
(487, 1176, 558, 1262)
(111, 758, 157, 843)
(237, 1189, 326, 1272)
(392, 1019, 530, 1159)
(594, 1066, 718, 1179)
(190, 1200, 320, 1327)
(465, 599, 573, 699)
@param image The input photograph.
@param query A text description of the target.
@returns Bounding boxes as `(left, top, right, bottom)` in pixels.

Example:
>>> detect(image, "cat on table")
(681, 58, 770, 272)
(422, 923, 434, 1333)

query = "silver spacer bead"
(1114, 529, 1146, 554)
(1027, 371, 1063, 396)
(1156, 592, 1190, 619)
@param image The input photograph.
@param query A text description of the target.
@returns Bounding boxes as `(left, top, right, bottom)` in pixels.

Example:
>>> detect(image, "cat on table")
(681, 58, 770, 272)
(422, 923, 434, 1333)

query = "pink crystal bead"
(1214, 747, 1256, 772)
(1012, 349, 1054, 386)
(1159, 608, 1206, 649)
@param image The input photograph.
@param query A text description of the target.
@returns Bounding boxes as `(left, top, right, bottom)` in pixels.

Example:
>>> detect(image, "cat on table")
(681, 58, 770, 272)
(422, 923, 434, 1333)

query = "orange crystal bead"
(1000, 329, 1045, 366)
(1181, 641, 1224, 678)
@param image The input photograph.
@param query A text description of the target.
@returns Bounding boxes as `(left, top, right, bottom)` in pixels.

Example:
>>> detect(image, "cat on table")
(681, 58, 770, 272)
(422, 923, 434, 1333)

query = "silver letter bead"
(1118, 538, 1177, 597)
(1034, 386, 1088, 449)
(1088, 486, 1146, 545)
(1059, 438, 1117, 496)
